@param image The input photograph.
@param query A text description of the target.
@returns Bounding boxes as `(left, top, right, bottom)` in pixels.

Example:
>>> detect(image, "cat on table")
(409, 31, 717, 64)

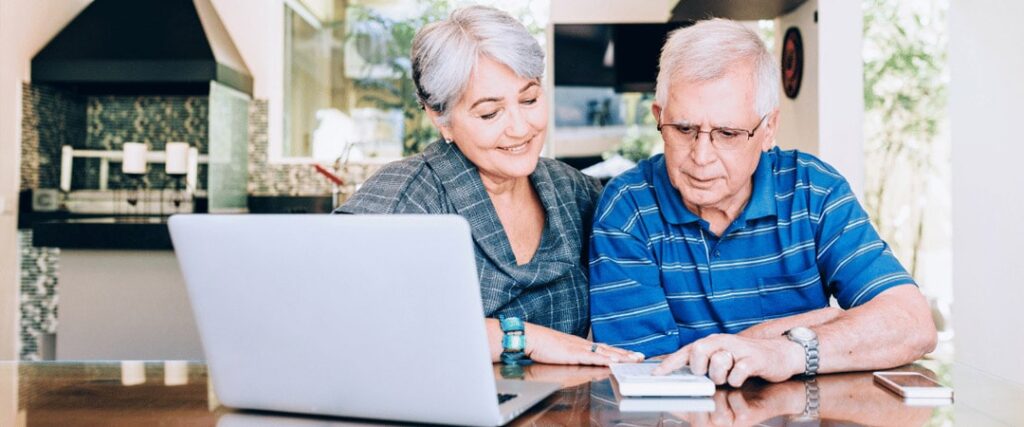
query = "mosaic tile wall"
(79, 95, 209, 190)
(17, 230, 59, 361)
(247, 99, 380, 196)
(248, 100, 331, 195)
(20, 83, 86, 190)
(18, 84, 76, 360)
(21, 83, 210, 192)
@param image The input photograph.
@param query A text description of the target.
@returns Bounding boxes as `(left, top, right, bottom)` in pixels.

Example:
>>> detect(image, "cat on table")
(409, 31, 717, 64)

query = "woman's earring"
(444, 137, 453, 144)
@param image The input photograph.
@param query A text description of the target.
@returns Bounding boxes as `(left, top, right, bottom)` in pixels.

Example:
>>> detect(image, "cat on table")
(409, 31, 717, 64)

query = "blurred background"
(0, 0, 953, 362)
(2, 1, 1021, 424)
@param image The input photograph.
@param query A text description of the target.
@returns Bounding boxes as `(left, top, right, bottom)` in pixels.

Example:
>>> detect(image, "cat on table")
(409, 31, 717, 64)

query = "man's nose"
(690, 132, 717, 166)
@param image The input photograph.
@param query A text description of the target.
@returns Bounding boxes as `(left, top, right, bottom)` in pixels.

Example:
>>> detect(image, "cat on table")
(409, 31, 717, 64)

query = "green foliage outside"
(611, 93, 661, 163)
(862, 0, 949, 279)
(347, 1, 446, 155)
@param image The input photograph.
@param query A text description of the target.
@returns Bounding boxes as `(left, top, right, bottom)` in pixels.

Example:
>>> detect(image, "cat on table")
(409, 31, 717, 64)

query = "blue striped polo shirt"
(589, 147, 915, 357)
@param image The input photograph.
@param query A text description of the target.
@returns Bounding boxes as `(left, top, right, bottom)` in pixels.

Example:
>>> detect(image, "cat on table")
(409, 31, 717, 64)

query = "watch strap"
(802, 337, 819, 376)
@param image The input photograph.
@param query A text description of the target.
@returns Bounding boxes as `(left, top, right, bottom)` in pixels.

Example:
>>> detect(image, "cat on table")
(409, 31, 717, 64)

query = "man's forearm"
(739, 306, 843, 339)
(811, 285, 937, 375)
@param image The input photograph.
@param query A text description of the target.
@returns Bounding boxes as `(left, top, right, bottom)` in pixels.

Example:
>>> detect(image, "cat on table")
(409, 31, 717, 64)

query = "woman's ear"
(424, 107, 452, 141)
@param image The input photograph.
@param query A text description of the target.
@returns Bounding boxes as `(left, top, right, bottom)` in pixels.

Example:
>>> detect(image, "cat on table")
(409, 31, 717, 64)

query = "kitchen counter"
(31, 216, 173, 249)
(17, 210, 111, 230)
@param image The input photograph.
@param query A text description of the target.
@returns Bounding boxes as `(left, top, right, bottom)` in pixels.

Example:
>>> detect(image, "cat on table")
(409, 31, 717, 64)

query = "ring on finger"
(590, 343, 599, 353)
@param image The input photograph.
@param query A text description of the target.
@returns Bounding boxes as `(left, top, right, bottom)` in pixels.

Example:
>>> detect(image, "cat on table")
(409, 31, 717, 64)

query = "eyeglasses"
(657, 114, 768, 151)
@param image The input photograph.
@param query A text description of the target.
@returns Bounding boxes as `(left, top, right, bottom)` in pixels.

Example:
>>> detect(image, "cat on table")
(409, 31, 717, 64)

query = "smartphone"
(873, 371, 953, 399)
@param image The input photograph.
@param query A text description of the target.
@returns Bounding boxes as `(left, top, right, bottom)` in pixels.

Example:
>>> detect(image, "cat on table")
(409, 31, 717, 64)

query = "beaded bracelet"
(499, 315, 532, 365)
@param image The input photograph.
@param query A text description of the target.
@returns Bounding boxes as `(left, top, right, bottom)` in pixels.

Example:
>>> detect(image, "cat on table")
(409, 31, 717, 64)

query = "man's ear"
(651, 103, 663, 126)
(761, 109, 780, 151)
(424, 106, 452, 141)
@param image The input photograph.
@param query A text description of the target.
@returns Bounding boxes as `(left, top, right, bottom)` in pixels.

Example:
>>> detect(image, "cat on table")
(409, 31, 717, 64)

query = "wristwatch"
(785, 326, 819, 377)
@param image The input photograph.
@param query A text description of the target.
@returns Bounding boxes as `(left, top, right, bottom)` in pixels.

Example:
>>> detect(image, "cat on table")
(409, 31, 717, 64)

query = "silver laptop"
(169, 214, 560, 426)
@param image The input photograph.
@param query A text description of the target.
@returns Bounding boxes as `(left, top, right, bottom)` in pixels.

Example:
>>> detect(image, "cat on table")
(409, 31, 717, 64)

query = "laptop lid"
(169, 214, 504, 425)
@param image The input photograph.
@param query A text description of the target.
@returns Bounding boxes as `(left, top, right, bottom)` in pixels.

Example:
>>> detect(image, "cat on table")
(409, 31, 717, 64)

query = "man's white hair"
(655, 18, 780, 119)
(411, 5, 544, 125)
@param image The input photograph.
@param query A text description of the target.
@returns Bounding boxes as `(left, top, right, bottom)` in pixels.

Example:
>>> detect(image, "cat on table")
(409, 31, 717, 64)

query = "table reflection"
(1, 361, 961, 426)
(587, 372, 936, 426)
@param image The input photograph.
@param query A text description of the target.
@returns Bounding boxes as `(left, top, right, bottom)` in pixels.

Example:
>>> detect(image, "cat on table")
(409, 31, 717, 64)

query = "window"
(283, 0, 337, 159)
(282, 0, 548, 160)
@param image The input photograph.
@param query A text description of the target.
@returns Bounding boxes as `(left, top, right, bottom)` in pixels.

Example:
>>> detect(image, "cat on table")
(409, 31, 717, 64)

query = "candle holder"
(168, 174, 188, 213)
(123, 173, 147, 216)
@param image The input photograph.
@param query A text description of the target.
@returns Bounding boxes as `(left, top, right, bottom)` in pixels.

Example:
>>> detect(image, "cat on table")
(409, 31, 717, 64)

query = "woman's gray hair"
(411, 5, 544, 125)
(655, 19, 780, 118)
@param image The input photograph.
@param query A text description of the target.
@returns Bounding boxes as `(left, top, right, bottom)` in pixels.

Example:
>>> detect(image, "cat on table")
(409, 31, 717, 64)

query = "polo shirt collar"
(742, 150, 778, 222)
(651, 150, 777, 226)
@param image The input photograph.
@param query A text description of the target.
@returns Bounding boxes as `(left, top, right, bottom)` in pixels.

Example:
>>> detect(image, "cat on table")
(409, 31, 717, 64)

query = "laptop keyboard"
(497, 393, 518, 404)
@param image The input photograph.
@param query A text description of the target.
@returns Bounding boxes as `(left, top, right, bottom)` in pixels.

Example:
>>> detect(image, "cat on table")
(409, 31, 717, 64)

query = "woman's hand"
(523, 323, 644, 366)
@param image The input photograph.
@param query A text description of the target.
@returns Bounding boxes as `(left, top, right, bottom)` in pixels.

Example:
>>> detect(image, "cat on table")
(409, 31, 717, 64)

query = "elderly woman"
(337, 6, 640, 366)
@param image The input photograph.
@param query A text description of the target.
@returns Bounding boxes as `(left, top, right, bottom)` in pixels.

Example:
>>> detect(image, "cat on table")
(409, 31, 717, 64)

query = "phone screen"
(881, 373, 943, 388)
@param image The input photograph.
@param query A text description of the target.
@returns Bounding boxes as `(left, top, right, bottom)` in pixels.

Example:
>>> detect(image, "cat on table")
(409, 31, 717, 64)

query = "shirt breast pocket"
(756, 266, 829, 318)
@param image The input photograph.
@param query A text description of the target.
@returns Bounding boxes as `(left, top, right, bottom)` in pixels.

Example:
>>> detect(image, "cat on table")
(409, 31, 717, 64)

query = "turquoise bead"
(502, 334, 526, 351)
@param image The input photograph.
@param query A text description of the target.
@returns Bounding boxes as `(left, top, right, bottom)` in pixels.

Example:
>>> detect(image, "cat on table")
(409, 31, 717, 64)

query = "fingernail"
(632, 352, 645, 360)
(610, 356, 620, 363)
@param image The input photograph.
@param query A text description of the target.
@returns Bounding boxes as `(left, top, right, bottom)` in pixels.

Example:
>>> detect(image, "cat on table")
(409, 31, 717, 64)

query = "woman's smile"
(498, 137, 533, 154)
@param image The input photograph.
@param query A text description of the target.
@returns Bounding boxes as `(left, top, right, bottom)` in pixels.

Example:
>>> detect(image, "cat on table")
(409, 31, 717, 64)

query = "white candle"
(122, 142, 148, 175)
(60, 145, 73, 192)
(165, 142, 189, 175)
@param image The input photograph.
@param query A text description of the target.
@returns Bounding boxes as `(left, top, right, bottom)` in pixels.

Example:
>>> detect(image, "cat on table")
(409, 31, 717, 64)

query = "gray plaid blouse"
(337, 140, 601, 337)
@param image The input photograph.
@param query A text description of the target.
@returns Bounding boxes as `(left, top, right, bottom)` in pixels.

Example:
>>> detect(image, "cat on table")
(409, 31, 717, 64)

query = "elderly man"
(589, 19, 936, 386)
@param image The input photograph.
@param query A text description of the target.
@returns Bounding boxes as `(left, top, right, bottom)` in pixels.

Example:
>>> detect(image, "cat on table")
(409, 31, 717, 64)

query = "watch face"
(789, 327, 816, 341)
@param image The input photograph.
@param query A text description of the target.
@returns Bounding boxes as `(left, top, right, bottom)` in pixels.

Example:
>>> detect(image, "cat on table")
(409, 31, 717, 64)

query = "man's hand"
(651, 333, 805, 386)
(523, 323, 644, 366)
